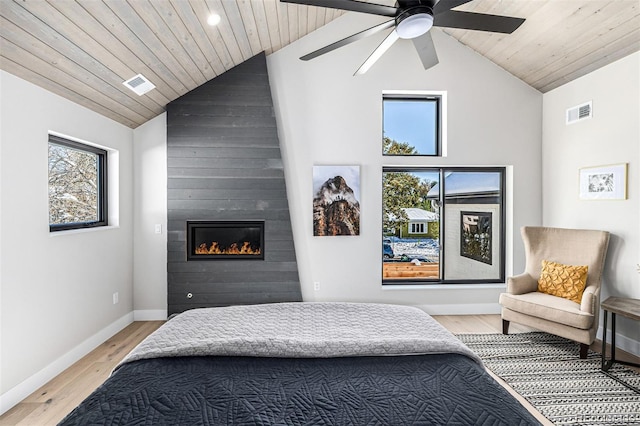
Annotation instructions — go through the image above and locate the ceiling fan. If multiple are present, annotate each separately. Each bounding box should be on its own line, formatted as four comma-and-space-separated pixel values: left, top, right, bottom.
280, 0, 525, 75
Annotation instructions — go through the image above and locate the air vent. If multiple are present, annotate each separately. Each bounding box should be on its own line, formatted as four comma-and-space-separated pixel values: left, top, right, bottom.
123, 74, 155, 96
566, 101, 592, 125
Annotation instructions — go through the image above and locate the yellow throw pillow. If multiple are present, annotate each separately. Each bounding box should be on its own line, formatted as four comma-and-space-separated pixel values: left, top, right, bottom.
537, 260, 588, 304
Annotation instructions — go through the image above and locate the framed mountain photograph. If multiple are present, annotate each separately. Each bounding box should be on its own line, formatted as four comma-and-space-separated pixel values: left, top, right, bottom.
312, 165, 360, 236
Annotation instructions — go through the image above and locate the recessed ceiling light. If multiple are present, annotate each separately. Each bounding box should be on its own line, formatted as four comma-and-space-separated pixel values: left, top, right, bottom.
207, 13, 221, 26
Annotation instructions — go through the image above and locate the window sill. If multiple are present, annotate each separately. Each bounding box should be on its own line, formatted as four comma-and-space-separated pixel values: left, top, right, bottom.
382, 283, 506, 290
49, 225, 120, 237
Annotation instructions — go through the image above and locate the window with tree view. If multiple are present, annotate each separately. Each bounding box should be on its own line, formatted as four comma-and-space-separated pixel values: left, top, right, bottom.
382, 168, 504, 284
48, 135, 107, 232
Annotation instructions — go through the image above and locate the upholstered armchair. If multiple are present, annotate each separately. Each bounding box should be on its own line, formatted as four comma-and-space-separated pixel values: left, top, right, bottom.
499, 226, 610, 358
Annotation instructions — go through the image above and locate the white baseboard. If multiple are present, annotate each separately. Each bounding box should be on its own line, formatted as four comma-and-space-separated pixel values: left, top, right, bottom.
0, 313, 134, 416
419, 303, 502, 315
597, 326, 640, 357
133, 309, 167, 321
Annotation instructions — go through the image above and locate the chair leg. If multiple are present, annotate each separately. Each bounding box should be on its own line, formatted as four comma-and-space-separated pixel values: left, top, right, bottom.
579, 343, 589, 359
502, 319, 510, 335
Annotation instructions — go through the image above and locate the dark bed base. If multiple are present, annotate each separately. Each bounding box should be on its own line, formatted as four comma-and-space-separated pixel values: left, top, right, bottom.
60, 353, 540, 425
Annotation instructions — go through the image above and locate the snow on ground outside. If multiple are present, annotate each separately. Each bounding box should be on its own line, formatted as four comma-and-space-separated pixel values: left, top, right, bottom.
384, 237, 439, 262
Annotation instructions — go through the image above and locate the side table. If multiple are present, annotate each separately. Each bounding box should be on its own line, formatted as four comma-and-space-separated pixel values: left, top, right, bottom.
600, 296, 640, 393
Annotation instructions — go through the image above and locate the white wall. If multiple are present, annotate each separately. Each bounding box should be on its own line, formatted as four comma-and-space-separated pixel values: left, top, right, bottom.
444, 203, 501, 280
0, 71, 134, 411
542, 52, 640, 353
266, 14, 543, 312
132, 113, 167, 320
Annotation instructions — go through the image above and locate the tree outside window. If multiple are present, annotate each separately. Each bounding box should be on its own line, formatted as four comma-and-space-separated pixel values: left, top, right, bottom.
48, 135, 107, 231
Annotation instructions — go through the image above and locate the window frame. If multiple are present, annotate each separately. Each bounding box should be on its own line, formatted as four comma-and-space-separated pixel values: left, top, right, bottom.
409, 223, 425, 234
48, 134, 108, 232
382, 93, 443, 157
382, 166, 505, 285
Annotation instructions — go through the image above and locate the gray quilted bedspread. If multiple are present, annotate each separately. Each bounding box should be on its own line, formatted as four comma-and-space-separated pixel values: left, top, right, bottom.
60, 303, 542, 425
119, 302, 481, 366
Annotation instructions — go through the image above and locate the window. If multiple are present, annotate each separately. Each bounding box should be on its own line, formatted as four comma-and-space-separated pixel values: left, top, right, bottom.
382, 94, 443, 156
48, 134, 108, 231
382, 167, 505, 284
410, 223, 425, 234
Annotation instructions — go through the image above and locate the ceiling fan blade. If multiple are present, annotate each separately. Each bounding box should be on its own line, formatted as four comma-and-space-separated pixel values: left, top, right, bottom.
412, 32, 439, 70
434, 10, 525, 33
280, 0, 397, 17
301, 20, 395, 61
354, 30, 400, 75
432, 0, 473, 16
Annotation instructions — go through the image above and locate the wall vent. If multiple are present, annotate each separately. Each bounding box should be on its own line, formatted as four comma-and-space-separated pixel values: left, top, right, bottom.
123, 74, 155, 96
566, 101, 592, 125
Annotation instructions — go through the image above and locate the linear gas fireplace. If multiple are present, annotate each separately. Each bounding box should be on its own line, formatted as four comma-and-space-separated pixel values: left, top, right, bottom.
187, 221, 265, 260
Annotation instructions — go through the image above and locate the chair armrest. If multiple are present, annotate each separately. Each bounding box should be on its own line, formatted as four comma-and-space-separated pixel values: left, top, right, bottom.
506, 273, 538, 295
580, 286, 600, 314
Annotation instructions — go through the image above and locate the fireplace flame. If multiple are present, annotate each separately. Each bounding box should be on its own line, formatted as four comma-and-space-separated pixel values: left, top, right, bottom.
195, 241, 261, 255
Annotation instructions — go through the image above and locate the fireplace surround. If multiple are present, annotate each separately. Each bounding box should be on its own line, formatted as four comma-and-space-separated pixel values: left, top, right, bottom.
187, 221, 265, 260
167, 53, 301, 315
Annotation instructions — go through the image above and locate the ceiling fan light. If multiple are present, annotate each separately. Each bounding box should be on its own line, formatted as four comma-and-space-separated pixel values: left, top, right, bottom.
396, 13, 434, 39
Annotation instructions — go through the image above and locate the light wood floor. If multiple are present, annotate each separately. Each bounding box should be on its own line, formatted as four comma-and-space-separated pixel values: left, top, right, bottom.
1, 315, 638, 426
0, 321, 164, 426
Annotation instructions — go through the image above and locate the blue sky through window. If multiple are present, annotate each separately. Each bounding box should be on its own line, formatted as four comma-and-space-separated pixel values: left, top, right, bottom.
383, 99, 437, 155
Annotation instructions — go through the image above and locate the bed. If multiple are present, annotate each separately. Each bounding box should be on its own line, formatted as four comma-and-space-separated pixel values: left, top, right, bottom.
59, 302, 541, 425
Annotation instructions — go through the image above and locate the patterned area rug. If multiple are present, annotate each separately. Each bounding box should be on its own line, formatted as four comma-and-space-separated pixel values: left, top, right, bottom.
457, 332, 640, 426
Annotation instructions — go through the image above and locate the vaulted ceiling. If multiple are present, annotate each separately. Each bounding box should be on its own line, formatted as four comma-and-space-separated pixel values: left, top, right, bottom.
1, 0, 639, 129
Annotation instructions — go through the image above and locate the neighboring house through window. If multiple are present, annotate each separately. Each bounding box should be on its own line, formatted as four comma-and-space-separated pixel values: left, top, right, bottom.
382, 167, 505, 284
405, 208, 436, 235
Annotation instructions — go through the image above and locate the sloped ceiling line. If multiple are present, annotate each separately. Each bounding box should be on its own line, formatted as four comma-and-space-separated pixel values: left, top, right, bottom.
0, 0, 638, 129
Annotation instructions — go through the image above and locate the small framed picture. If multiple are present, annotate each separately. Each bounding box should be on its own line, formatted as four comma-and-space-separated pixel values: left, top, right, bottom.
579, 163, 627, 200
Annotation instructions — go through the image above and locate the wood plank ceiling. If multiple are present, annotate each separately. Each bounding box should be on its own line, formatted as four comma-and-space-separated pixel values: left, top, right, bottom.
1, 0, 639, 129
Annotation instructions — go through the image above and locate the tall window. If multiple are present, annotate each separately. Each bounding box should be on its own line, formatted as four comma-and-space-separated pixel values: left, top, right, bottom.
382, 167, 505, 284
48, 134, 108, 232
383, 94, 442, 156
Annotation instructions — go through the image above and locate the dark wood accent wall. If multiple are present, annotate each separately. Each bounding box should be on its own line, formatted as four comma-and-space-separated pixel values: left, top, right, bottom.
167, 52, 302, 315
